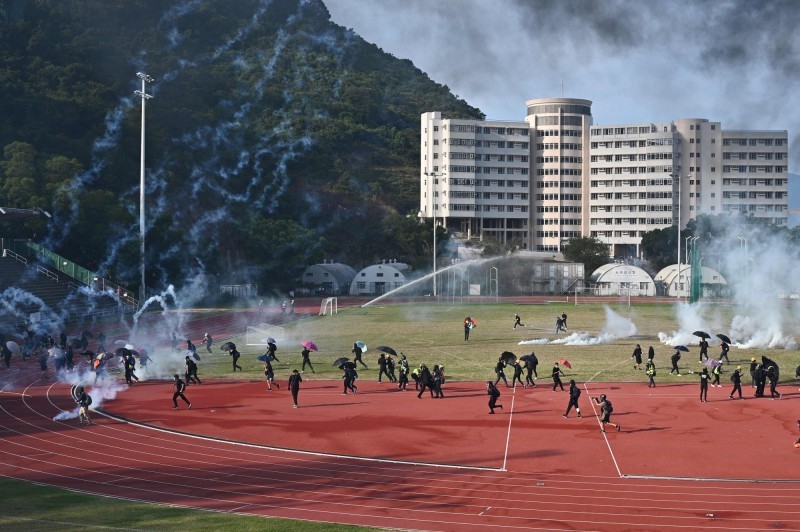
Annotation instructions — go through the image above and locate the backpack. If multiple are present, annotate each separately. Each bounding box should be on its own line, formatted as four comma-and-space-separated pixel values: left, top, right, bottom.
85, 394, 93, 406
605, 400, 613, 413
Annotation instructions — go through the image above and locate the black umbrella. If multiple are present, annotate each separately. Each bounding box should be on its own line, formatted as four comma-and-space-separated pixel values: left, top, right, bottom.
693, 331, 711, 339
192, 352, 201, 361
258, 354, 276, 362
114, 347, 131, 358
220, 341, 236, 352
520, 354, 537, 363
500, 351, 516, 363
341, 361, 357, 370
674, 345, 690, 352
70, 338, 83, 348
333, 357, 351, 368
375, 345, 398, 357
716, 333, 732, 345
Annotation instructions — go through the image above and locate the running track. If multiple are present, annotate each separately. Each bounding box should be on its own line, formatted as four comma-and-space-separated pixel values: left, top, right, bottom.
2, 366, 799, 530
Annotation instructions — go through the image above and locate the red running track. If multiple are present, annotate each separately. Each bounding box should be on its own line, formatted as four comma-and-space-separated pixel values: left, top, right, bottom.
2, 355, 800, 531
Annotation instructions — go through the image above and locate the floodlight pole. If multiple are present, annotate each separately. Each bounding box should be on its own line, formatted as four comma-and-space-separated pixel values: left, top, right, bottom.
135, 72, 154, 305
422, 170, 446, 298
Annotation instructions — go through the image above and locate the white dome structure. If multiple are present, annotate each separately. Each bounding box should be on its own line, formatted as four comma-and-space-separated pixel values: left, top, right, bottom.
589, 263, 656, 296
350, 261, 412, 296
654, 264, 728, 297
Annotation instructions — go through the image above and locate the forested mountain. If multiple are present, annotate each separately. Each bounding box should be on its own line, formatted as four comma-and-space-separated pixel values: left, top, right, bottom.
0, 0, 482, 296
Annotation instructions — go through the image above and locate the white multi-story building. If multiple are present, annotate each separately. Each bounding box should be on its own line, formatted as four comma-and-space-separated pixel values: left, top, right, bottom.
421, 99, 789, 258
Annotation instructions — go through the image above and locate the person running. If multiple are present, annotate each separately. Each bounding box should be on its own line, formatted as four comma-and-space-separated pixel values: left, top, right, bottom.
266, 341, 279, 363
555, 316, 566, 334
352, 342, 367, 368
288, 369, 302, 408
511, 359, 525, 388
76, 387, 92, 425
552, 362, 565, 391
699, 367, 710, 402
386, 355, 397, 383
398, 353, 409, 390
172, 374, 191, 409
187, 339, 198, 358
563, 379, 583, 418
513, 313, 524, 329
524, 357, 537, 388
594, 394, 620, 432
342, 365, 357, 395
645, 359, 656, 387
417, 364, 435, 399
561, 312, 568, 329
631, 344, 643, 370
301, 346, 315, 374
377, 353, 390, 382
767, 366, 782, 399
730, 365, 743, 399
185, 356, 201, 385
230, 346, 243, 371
494, 357, 508, 387
487, 381, 502, 414
124, 353, 138, 386
711, 362, 722, 387
264, 359, 279, 390
432, 364, 444, 398
699, 338, 709, 362
719, 342, 730, 365
202, 333, 213, 354
669, 349, 682, 376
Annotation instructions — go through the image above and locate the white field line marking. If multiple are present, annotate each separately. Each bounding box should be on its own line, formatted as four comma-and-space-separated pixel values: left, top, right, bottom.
583, 383, 622, 478
501, 389, 516, 472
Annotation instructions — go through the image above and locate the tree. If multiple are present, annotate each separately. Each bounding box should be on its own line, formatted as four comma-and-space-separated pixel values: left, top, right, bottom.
562, 236, 610, 280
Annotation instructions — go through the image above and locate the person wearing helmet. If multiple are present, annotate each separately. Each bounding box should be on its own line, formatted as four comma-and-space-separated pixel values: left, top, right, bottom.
749, 357, 758, 388
593, 394, 620, 432
486, 381, 502, 414
563, 379, 582, 419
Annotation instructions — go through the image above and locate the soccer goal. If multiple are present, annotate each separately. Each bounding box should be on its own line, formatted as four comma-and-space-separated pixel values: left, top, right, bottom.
319, 297, 338, 316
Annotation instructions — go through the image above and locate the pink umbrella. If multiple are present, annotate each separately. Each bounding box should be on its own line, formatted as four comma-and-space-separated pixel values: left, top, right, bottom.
300, 340, 318, 351
559, 358, 572, 369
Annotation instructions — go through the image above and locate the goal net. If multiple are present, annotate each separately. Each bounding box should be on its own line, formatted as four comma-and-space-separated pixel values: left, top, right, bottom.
319, 297, 338, 316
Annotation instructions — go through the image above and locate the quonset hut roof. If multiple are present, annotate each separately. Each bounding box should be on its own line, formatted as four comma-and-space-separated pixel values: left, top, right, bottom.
302, 262, 357, 288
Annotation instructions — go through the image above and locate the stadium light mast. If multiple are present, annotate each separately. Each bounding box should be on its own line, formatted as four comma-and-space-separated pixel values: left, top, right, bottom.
421, 170, 446, 297
135, 72, 154, 305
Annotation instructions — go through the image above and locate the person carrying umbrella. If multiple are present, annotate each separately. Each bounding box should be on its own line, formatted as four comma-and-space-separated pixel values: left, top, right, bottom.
699, 367, 710, 402
301, 346, 315, 374
594, 394, 620, 432
487, 381, 502, 414
494, 357, 509, 387
645, 359, 656, 387
341, 363, 357, 395
552, 361, 565, 391
729, 366, 743, 399
631, 344, 643, 370
719, 342, 730, 365
288, 369, 302, 408
264, 358, 279, 391
699, 337, 709, 362
266, 341, 279, 363
230, 345, 242, 371
352, 342, 367, 368
670, 349, 682, 376
563, 379, 583, 418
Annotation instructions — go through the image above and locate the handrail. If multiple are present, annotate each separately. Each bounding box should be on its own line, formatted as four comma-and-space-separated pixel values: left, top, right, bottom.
2, 248, 27, 265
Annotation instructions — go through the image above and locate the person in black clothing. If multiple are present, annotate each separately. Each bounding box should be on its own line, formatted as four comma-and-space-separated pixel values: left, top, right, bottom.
561, 312, 568, 330
202, 333, 213, 354
494, 357, 508, 387
754, 363, 766, 397
699, 367, 710, 402
767, 366, 782, 399
563, 379, 583, 418
301, 347, 315, 374
172, 374, 191, 409
513, 313, 524, 329
749, 357, 758, 387
417, 365, 435, 398
124, 354, 139, 386
669, 350, 682, 376
631, 344, 642, 370
342, 366, 357, 395
230, 346, 242, 371
552, 362, 565, 391
352, 342, 367, 368
464, 317, 473, 341
718, 342, 730, 365
594, 394, 620, 432
185, 356, 201, 384
386, 355, 397, 383
729, 366, 743, 399
377, 353, 390, 382
288, 369, 302, 407
97, 331, 106, 353
59, 331, 67, 349
432, 364, 444, 398
187, 339, 197, 356
2, 343, 12, 369
266, 341, 279, 363
77, 388, 92, 425
524, 357, 537, 388
511, 359, 525, 389
699, 338, 709, 362
555, 316, 566, 333
487, 381, 502, 414
398, 353, 409, 390
647, 345, 655, 363
171, 331, 178, 351
264, 359, 279, 391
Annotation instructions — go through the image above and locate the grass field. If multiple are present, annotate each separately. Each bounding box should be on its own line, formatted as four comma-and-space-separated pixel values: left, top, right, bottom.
201, 301, 800, 385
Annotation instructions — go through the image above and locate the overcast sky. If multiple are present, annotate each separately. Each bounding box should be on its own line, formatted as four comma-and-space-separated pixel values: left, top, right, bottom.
326, 0, 798, 137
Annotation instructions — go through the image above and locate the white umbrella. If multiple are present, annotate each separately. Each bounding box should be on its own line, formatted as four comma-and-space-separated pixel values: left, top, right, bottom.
5, 341, 20, 354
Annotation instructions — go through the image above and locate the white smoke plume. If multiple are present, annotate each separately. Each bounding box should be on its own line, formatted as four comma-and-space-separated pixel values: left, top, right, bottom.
519, 306, 636, 346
